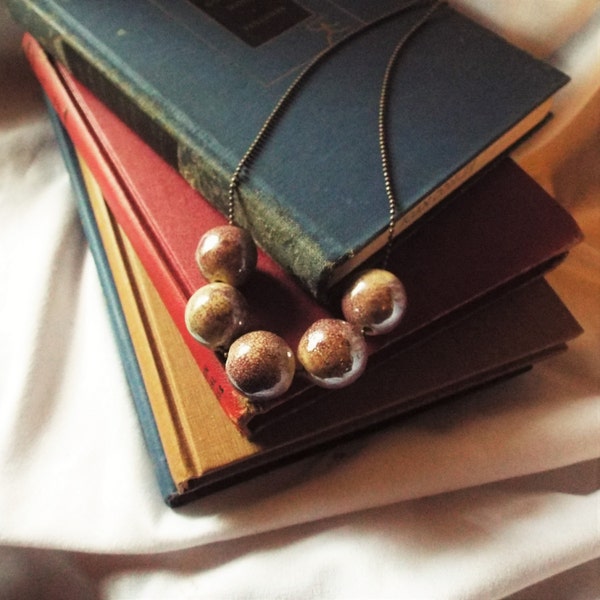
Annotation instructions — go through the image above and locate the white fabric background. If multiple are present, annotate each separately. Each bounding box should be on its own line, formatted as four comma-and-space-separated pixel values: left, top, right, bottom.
0, 1, 599, 598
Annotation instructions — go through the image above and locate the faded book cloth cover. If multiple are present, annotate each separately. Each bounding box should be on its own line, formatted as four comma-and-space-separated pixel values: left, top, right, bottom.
7, 0, 569, 298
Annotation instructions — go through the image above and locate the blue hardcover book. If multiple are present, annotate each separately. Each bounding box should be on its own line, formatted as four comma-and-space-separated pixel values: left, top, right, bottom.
46, 98, 178, 502
8, 0, 567, 298
9, 0, 569, 299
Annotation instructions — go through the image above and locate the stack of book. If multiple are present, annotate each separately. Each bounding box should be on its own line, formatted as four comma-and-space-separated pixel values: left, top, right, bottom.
9, 0, 583, 506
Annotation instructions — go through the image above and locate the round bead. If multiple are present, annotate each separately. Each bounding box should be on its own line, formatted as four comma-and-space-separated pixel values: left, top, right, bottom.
185, 282, 248, 351
341, 268, 407, 335
195, 225, 257, 287
225, 331, 296, 401
297, 318, 367, 389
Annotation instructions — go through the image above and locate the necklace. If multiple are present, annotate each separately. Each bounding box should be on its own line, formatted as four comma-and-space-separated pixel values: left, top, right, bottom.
185, 0, 444, 402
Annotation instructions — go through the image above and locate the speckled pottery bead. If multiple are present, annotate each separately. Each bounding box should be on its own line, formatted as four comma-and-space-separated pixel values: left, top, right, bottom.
341, 268, 407, 335
297, 318, 367, 389
225, 330, 296, 400
195, 225, 258, 287
185, 282, 249, 351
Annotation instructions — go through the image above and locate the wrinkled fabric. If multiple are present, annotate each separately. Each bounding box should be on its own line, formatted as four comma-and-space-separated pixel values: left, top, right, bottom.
0, 2, 599, 598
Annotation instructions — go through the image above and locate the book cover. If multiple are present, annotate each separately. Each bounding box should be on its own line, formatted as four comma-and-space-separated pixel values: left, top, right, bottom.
8, 0, 570, 298
75, 141, 583, 504
24, 34, 583, 430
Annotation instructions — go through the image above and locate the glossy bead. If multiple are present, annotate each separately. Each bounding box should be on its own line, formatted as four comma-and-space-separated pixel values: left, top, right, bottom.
195, 225, 257, 287
297, 318, 367, 389
341, 268, 407, 335
225, 330, 296, 401
185, 282, 248, 351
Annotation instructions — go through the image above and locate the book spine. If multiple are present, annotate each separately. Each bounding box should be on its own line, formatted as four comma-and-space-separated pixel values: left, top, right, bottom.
45, 99, 178, 502
23, 34, 251, 426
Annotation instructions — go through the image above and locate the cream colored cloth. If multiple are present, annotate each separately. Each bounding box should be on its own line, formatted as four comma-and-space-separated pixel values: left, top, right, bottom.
0, 1, 599, 598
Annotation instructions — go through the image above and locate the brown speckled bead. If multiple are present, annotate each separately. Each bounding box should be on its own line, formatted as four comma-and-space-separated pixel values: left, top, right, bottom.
185, 282, 248, 351
341, 268, 407, 335
195, 225, 257, 287
225, 330, 295, 400
297, 318, 367, 389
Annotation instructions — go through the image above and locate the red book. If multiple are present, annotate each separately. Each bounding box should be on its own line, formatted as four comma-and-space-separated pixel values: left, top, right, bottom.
23, 34, 583, 431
